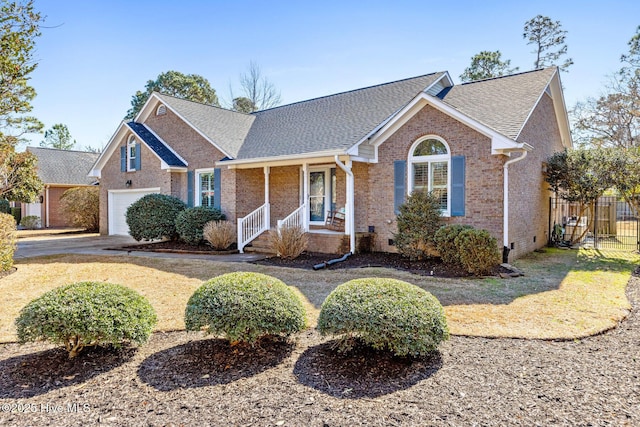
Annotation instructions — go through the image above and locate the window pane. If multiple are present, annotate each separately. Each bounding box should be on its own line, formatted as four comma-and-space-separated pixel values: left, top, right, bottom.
413, 139, 447, 156
431, 162, 448, 187
432, 188, 448, 210
413, 163, 429, 192
200, 173, 214, 207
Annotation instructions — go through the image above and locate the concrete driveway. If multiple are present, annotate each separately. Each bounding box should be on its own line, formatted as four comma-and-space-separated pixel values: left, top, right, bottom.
15, 232, 265, 262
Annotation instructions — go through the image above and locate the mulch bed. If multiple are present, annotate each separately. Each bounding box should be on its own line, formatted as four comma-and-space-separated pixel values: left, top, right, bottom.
119, 240, 507, 278
1, 270, 639, 425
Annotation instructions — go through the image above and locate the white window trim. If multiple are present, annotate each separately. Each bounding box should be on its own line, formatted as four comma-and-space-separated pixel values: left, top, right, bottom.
407, 135, 451, 217
156, 104, 167, 116
127, 135, 137, 172
307, 166, 333, 225
195, 168, 216, 207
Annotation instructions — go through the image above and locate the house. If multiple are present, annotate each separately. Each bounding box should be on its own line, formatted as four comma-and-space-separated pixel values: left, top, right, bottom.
89, 67, 571, 261
22, 147, 100, 228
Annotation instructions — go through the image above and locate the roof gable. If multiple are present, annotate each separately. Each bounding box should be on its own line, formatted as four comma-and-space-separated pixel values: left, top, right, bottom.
27, 147, 99, 185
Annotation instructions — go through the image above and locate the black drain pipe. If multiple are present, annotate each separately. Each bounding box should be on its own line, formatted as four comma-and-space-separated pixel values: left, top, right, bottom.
313, 252, 352, 270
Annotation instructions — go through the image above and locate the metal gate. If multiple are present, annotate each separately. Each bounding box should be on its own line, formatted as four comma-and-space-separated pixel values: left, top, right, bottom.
549, 196, 639, 251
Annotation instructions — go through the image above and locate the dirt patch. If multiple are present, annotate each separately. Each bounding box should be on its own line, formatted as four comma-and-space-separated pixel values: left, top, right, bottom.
0, 267, 16, 281
120, 240, 237, 255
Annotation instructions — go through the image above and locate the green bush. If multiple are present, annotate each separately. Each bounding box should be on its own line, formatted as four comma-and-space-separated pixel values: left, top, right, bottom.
185, 272, 306, 344
10, 206, 21, 225
434, 224, 474, 265
0, 199, 10, 214
175, 206, 225, 245
317, 278, 449, 357
125, 193, 186, 241
394, 190, 443, 260
59, 186, 99, 231
0, 213, 17, 272
15, 282, 157, 358
455, 228, 501, 276
20, 215, 41, 229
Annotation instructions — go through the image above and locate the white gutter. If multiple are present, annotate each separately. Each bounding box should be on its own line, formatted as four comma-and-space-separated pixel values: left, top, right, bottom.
334, 155, 355, 254
502, 149, 530, 254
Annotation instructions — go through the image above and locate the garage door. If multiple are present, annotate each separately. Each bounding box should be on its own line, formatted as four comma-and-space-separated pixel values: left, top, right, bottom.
108, 188, 160, 235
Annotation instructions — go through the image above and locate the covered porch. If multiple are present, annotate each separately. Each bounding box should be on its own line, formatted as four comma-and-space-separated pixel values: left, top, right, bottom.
227, 155, 360, 254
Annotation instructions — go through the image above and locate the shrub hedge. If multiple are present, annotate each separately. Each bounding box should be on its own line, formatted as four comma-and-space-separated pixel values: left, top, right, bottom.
434, 224, 474, 265
455, 228, 501, 276
185, 272, 306, 344
317, 278, 449, 357
15, 282, 157, 358
0, 213, 17, 272
269, 225, 308, 259
20, 215, 41, 229
0, 199, 10, 214
394, 190, 443, 260
175, 206, 225, 245
59, 186, 99, 231
125, 193, 186, 241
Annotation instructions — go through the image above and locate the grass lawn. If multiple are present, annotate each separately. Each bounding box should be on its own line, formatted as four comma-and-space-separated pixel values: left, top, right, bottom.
0, 247, 637, 343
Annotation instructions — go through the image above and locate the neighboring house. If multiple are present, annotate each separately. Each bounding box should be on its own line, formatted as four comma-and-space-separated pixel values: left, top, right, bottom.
24, 147, 100, 228
90, 67, 571, 260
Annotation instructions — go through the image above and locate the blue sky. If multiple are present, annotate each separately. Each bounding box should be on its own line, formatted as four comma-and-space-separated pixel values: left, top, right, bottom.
24, 0, 640, 151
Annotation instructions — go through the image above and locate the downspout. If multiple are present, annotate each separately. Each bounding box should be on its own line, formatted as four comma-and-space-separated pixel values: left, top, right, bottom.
334, 155, 355, 254
503, 150, 528, 262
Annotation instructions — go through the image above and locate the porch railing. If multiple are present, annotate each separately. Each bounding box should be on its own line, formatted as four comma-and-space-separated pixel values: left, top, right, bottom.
277, 203, 307, 231
237, 203, 270, 253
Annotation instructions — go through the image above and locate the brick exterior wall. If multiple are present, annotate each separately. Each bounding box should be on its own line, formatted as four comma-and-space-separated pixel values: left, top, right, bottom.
47, 186, 73, 227
508, 93, 565, 259
365, 104, 505, 253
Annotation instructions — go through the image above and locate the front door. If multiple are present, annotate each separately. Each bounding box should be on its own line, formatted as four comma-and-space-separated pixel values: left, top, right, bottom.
309, 171, 326, 222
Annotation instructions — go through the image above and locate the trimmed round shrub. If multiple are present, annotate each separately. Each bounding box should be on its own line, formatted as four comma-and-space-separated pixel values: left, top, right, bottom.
0, 213, 17, 272
0, 199, 10, 214
175, 206, 225, 245
318, 278, 449, 357
15, 282, 157, 358
434, 224, 474, 265
185, 272, 306, 344
394, 190, 443, 260
455, 228, 501, 276
125, 193, 186, 241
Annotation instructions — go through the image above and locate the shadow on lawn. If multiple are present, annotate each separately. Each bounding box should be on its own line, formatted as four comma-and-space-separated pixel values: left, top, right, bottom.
293, 340, 442, 398
137, 336, 294, 391
0, 346, 135, 399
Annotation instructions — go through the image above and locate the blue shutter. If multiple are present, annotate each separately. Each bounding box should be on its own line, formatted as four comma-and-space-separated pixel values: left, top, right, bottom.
187, 171, 194, 207
394, 160, 406, 215
451, 155, 465, 217
120, 147, 126, 172
213, 168, 222, 209
134, 143, 141, 170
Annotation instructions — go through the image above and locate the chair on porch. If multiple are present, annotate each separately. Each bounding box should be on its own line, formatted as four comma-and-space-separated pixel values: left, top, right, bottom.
325, 207, 345, 231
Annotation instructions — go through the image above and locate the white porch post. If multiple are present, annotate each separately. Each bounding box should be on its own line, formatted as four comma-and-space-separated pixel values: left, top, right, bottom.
264, 166, 270, 228
302, 163, 309, 231
335, 156, 356, 254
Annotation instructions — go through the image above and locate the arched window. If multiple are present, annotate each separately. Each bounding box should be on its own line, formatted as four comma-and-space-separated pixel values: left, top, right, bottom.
156, 104, 166, 116
408, 136, 451, 214
127, 135, 137, 171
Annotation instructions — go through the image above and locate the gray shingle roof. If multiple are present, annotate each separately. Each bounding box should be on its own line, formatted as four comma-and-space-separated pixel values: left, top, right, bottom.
236, 73, 445, 159
27, 147, 100, 185
439, 67, 556, 140
154, 93, 254, 158
127, 122, 186, 167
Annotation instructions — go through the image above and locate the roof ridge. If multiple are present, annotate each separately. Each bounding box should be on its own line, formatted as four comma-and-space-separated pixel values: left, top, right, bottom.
255, 71, 445, 114
27, 146, 100, 155
459, 67, 556, 86
153, 92, 253, 116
